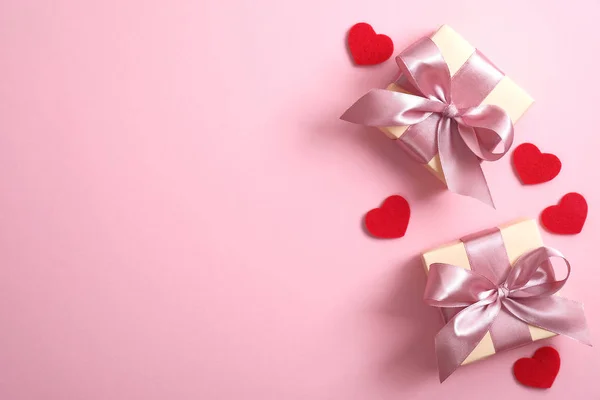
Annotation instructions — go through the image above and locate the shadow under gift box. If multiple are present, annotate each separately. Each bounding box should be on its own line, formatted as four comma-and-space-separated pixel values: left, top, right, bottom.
383, 25, 534, 183
421, 219, 556, 366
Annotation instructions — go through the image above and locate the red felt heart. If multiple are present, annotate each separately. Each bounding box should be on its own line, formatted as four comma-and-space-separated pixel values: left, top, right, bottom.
513, 143, 562, 184
347, 23, 394, 66
541, 192, 588, 234
513, 346, 561, 389
364, 195, 410, 238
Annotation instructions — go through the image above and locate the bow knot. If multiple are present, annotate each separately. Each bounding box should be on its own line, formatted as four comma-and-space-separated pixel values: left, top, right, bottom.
442, 103, 459, 119
496, 284, 510, 300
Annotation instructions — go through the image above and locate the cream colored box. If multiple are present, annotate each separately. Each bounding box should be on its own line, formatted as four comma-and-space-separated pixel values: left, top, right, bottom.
421, 219, 555, 365
383, 25, 534, 182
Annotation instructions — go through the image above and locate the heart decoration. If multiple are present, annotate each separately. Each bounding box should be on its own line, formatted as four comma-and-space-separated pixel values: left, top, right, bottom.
541, 192, 588, 234
347, 23, 394, 66
513, 346, 561, 389
513, 143, 562, 185
365, 195, 410, 239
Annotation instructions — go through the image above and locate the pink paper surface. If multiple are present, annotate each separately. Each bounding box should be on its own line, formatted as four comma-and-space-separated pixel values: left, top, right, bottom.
0, 1, 598, 398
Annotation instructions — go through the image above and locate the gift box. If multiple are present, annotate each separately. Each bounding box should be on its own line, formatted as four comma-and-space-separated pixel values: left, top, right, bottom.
421, 219, 590, 381
382, 25, 534, 182
341, 25, 535, 206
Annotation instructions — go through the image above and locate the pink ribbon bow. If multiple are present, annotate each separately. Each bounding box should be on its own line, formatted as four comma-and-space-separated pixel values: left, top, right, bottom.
425, 245, 591, 382
340, 37, 515, 207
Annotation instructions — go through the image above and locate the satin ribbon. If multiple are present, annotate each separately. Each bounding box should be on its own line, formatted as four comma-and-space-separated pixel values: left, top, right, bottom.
425, 244, 591, 382
340, 37, 515, 207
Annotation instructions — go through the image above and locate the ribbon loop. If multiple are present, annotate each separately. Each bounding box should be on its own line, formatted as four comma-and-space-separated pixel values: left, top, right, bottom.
340, 36, 515, 207
339, 89, 442, 127
504, 247, 564, 296
456, 105, 514, 162
425, 262, 496, 308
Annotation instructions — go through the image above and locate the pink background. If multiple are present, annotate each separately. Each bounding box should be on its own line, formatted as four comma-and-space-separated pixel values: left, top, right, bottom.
0, 0, 599, 398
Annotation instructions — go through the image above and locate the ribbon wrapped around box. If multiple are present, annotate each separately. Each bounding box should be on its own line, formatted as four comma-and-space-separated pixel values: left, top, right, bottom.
340, 25, 534, 207
422, 219, 591, 382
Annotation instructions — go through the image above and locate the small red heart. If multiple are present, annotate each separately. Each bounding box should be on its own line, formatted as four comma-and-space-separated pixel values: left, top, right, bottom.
364, 195, 410, 238
513, 346, 561, 389
541, 192, 588, 234
513, 143, 562, 185
347, 23, 394, 66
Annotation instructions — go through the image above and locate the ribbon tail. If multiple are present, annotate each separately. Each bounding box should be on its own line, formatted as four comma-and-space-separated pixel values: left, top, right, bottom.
434, 299, 500, 382
437, 119, 495, 208
503, 296, 592, 346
